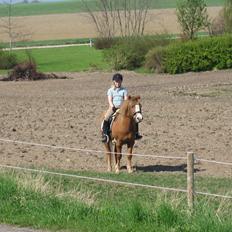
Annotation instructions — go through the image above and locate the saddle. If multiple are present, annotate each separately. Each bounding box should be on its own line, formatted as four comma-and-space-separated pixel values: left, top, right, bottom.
109, 109, 120, 131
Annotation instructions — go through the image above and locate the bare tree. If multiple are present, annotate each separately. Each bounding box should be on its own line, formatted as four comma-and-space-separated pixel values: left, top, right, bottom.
82, 0, 151, 38
0, 0, 31, 50
224, 0, 232, 33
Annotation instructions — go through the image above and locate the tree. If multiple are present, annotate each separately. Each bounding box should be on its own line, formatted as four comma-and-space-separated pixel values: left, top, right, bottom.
224, 0, 232, 33
0, 0, 31, 50
176, 0, 210, 40
82, 0, 151, 38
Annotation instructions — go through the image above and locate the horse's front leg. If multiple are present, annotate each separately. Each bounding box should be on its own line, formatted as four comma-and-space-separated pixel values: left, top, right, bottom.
104, 143, 112, 172
115, 144, 122, 174
127, 142, 134, 173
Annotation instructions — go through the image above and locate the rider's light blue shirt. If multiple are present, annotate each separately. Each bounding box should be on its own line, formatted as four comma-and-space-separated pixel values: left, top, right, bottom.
107, 87, 128, 108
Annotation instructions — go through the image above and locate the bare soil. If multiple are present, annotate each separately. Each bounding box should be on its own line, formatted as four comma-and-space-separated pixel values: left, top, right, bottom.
0, 224, 47, 232
0, 70, 232, 178
0, 7, 222, 42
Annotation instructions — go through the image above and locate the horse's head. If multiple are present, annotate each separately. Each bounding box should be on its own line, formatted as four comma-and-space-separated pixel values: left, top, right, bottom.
127, 95, 143, 123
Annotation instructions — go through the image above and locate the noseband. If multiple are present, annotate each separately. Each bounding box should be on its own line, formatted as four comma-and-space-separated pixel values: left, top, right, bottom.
133, 104, 143, 123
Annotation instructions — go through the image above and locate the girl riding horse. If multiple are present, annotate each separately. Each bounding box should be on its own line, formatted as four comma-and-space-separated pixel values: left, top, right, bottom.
103, 95, 143, 173
101, 73, 142, 143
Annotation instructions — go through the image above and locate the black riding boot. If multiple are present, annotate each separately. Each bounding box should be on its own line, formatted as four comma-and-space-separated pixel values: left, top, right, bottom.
101, 120, 110, 143
135, 123, 142, 140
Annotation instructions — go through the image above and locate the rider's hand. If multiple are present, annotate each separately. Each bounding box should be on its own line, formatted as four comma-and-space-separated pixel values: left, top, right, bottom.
112, 106, 117, 112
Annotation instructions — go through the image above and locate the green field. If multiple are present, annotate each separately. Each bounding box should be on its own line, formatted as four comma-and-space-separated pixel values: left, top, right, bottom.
0, 169, 231, 232
0, 0, 225, 17
3, 46, 108, 73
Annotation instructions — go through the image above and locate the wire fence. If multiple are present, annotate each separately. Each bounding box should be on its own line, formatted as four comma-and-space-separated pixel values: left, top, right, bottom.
3, 39, 93, 51
0, 138, 232, 205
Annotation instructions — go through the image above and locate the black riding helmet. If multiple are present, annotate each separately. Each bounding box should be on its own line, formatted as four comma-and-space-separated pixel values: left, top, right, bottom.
112, 73, 123, 82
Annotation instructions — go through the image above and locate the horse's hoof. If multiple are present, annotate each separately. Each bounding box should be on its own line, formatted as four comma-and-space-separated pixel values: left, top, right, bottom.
115, 168, 120, 174
127, 166, 133, 173
107, 167, 112, 172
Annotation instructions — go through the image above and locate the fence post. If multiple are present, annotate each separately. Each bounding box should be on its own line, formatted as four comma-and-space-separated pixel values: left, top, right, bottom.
89, 38, 93, 47
187, 151, 195, 210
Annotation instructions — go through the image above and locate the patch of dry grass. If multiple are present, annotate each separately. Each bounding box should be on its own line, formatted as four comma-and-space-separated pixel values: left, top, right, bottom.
8, 171, 97, 206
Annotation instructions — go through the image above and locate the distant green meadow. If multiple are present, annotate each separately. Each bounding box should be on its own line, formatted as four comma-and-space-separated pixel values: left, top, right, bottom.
0, 0, 225, 17
3, 46, 109, 73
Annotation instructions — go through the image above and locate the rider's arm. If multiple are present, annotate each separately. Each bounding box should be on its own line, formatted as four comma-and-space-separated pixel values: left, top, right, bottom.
124, 89, 128, 100
108, 95, 114, 108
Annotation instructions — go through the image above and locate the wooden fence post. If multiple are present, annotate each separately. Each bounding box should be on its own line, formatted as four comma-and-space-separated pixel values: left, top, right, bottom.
187, 151, 195, 210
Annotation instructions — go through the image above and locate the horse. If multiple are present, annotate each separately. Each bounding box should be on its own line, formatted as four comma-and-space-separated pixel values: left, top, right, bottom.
104, 95, 143, 173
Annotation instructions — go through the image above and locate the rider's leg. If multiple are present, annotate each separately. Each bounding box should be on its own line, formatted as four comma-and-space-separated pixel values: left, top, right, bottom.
101, 120, 110, 143
101, 107, 114, 143
135, 123, 143, 140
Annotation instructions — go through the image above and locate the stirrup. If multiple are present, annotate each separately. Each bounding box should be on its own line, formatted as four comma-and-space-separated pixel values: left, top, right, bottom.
135, 134, 143, 140
101, 134, 109, 143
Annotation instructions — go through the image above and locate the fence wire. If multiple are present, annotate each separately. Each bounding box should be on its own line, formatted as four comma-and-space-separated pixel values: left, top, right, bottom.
0, 138, 232, 200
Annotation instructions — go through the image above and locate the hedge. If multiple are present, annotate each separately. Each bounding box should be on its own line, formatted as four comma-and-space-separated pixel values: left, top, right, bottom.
145, 35, 232, 74
104, 35, 171, 70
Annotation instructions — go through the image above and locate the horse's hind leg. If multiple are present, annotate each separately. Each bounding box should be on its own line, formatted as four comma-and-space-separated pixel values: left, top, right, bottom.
127, 143, 134, 173
104, 143, 112, 172
115, 144, 122, 174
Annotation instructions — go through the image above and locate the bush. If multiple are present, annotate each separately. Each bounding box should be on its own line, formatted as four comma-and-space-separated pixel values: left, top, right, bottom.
145, 35, 232, 74
145, 46, 167, 73
104, 35, 170, 70
0, 51, 18, 69
94, 37, 117, 50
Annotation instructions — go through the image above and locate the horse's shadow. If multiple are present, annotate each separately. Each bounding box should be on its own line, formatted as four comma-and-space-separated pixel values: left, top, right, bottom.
121, 163, 202, 173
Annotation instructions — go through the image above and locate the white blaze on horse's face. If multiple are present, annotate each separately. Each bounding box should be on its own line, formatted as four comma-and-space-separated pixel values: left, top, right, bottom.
134, 104, 143, 123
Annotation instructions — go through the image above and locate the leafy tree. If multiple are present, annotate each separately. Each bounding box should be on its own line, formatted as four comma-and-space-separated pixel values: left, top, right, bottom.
176, 0, 210, 40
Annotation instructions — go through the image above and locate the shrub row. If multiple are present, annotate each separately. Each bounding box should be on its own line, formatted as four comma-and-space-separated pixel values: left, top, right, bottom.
103, 35, 171, 70
145, 35, 232, 74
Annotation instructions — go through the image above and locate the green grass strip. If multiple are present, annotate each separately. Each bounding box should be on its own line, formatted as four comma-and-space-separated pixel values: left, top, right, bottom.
0, 0, 225, 17
0, 169, 231, 232
0, 46, 108, 73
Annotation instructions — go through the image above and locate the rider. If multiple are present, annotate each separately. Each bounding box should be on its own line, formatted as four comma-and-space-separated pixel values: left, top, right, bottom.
101, 73, 142, 143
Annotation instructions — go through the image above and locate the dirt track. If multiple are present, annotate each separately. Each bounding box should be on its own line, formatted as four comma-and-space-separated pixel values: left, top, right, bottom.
0, 224, 47, 232
0, 7, 222, 41
0, 70, 232, 178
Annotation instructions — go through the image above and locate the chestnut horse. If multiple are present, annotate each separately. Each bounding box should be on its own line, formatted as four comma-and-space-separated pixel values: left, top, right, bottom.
104, 95, 143, 173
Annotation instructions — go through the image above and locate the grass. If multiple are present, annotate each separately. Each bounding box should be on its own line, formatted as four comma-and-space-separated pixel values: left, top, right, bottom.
0, 169, 231, 232
0, 0, 226, 17
0, 46, 109, 73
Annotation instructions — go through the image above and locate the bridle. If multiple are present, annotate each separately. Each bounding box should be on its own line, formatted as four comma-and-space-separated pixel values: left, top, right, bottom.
133, 103, 143, 123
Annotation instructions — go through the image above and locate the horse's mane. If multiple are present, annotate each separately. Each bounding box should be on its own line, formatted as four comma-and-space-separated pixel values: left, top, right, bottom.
119, 99, 130, 117
118, 95, 140, 117
120, 95, 140, 117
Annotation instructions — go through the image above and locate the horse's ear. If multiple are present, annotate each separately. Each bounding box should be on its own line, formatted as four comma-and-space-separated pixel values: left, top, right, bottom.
136, 95, 141, 100
128, 95, 131, 100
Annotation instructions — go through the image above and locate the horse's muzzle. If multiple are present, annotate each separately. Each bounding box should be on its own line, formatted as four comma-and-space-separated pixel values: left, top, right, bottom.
134, 113, 143, 123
